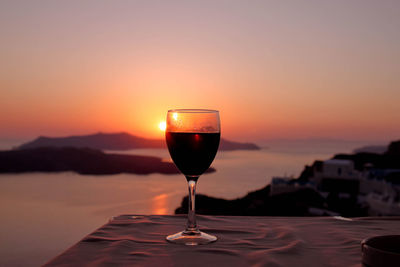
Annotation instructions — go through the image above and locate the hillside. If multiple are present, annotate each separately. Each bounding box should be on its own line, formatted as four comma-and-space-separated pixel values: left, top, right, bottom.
18, 132, 260, 151
0, 147, 216, 175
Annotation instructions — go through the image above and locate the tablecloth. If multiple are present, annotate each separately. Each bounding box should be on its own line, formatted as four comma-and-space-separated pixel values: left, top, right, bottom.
44, 215, 400, 266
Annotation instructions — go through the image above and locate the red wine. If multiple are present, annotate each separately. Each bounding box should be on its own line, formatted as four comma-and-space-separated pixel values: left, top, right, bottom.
166, 132, 220, 177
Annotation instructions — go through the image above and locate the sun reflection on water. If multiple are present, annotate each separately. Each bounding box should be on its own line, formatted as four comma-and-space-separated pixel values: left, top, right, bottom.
152, 193, 168, 215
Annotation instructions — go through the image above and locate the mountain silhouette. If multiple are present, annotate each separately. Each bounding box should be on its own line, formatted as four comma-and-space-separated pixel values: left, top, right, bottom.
18, 132, 260, 151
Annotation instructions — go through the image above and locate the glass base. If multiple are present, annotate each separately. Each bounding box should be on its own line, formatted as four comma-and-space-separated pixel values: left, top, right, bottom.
166, 230, 217, 245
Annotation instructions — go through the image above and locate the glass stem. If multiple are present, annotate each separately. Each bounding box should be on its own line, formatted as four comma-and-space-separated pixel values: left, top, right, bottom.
185, 178, 198, 232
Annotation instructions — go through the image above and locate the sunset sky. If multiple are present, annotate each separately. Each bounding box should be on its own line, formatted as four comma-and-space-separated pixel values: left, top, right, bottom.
1, 1, 399, 142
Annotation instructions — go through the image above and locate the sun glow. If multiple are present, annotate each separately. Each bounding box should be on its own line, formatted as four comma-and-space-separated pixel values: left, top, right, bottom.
152, 193, 168, 215
159, 121, 166, 131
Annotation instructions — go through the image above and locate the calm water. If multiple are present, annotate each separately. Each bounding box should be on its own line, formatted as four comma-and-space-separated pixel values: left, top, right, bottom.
0, 139, 381, 266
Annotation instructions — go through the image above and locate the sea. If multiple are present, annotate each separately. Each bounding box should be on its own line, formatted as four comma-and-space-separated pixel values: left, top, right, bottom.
0, 139, 385, 266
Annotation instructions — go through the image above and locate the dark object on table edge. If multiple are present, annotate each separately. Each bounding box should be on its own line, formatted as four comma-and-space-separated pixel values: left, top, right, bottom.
361, 235, 400, 267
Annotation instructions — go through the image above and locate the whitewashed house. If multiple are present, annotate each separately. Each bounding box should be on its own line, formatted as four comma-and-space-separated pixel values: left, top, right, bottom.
270, 176, 315, 196
310, 159, 360, 196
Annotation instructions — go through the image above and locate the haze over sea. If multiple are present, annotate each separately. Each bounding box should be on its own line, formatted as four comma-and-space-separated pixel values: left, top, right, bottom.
0, 138, 384, 266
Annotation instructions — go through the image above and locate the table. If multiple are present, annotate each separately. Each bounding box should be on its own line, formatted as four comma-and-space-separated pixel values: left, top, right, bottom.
44, 215, 400, 266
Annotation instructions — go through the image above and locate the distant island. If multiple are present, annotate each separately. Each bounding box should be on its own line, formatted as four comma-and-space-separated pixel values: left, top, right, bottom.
0, 147, 214, 175
175, 140, 400, 217
353, 145, 387, 154
1, 131, 258, 175
18, 132, 260, 151
334, 140, 400, 170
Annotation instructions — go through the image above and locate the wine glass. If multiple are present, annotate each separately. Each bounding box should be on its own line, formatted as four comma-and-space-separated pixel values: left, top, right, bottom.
165, 109, 220, 245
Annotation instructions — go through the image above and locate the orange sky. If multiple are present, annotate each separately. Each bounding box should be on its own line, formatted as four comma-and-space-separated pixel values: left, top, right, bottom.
1, 1, 399, 142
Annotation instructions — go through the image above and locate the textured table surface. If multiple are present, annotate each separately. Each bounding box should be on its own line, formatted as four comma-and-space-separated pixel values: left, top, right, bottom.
44, 215, 400, 266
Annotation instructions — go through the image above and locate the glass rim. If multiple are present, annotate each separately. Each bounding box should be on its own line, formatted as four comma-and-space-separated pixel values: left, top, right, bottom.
167, 109, 219, 114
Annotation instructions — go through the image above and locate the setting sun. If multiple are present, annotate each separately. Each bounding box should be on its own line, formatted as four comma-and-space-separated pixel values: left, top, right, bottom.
159, 121, 166, 131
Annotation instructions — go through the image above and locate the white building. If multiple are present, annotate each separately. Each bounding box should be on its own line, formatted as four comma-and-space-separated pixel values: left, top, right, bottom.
359, 168, 400, 195
310, 159, 360, 196
312, 159, 359, 180
365, 182, 400, 215
270, 177, 315, 196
